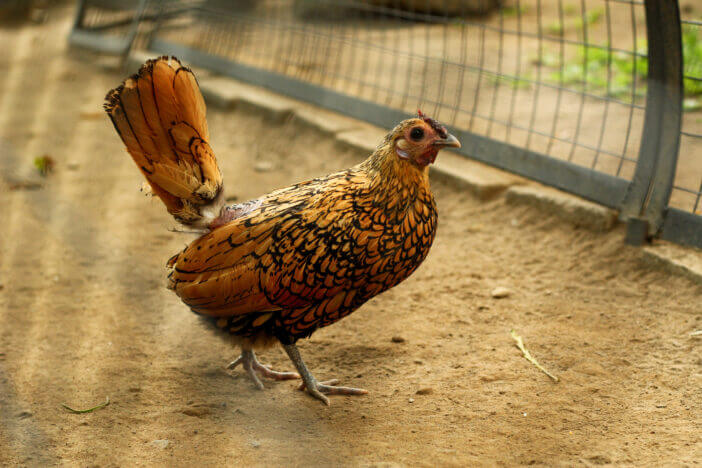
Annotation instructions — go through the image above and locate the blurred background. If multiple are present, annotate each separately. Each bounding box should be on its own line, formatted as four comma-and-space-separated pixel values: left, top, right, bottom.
2, 0, 702, 248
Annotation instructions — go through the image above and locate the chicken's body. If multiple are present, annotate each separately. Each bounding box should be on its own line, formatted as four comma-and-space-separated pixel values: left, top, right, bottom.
105, 57, 459, 404
169, 153, 437, 343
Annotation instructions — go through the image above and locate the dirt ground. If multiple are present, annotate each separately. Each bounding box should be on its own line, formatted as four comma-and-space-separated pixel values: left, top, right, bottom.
1, 5, 701, 467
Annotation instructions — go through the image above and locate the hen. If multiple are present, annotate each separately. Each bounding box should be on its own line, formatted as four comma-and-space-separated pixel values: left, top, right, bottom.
104, 56, 460, 404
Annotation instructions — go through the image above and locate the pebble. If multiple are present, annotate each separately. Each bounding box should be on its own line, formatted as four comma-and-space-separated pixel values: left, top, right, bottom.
391, 336, 406, 343
416, 388, 434, 395
151, 439, 170, 449
491, 286, 511, 298
254, 161, 274, 172
250, 440, 261, 448
408, 398, 415, 403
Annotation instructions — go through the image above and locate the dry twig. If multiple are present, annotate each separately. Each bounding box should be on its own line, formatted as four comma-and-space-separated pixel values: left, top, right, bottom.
510, 330, 559, 382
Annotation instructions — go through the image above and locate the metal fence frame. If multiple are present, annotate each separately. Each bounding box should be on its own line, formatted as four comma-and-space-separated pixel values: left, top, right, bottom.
69, 0, 702, 249
69, 0, 147, 56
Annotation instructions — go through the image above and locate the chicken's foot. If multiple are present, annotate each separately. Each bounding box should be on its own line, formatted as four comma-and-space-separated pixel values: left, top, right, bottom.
283, 344, 368, 405
228, 349, 300, 390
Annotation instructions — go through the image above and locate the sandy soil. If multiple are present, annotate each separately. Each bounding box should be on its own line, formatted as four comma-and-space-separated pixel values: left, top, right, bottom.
1, 5, 701, 467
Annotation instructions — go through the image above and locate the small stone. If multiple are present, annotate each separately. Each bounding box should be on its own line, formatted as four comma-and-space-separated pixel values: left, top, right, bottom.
408, 398, 415, 403
491, 287, 511, 299
151, 439, 170, 449
391, 336, 406, 343
413, 359, 423, 364
416, 388, 434, 395
254, 161, 274, 172
250, 440, 260, 448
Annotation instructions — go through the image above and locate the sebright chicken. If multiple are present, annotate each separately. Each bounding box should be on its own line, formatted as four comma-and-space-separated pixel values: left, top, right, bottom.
104, 56, 460, 405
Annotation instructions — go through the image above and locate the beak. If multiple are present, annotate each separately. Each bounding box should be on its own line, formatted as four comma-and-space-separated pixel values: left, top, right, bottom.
433, 133, 461, 149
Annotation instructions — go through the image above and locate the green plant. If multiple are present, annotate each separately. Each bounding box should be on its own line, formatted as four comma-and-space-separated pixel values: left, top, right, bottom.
487, 73, 533, 90
682, 25, 702, 96
501, 5, 528, 18
539, 27, 702, 111
547, 7, 603, 36
574, 7, 604, 31
545, 44, 647, 99
547, 21, 564, 36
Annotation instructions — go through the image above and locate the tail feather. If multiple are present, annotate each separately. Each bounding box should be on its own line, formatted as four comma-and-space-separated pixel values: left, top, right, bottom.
104, 56, 223, 227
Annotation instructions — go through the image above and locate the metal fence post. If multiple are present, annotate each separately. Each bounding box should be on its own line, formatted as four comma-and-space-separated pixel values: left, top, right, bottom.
620, 0, 683, 245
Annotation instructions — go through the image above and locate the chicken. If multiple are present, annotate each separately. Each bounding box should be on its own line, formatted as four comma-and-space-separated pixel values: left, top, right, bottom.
104, 56, 460, 405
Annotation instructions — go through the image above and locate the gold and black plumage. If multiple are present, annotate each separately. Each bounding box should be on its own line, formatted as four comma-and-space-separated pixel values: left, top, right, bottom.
105, 56, 460, 404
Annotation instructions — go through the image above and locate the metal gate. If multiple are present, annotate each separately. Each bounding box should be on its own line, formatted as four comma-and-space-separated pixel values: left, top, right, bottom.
70, 0, 702, 249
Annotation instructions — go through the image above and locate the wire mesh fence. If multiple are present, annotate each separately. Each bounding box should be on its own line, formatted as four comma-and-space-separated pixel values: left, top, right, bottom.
153, 0, 649, 178
69, 0, 702, 248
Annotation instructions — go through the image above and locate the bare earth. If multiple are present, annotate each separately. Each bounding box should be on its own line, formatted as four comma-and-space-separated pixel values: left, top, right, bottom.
0, 6, 701, 467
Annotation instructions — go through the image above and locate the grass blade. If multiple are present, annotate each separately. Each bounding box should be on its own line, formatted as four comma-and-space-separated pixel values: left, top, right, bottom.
61, 397, 110, 414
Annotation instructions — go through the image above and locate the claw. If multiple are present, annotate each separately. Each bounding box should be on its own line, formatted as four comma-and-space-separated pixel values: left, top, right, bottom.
283, 344, 367, 405
227, 350, 300, 389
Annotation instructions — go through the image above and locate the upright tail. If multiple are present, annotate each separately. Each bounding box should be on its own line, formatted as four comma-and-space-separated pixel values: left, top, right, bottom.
104, 56, 223, 227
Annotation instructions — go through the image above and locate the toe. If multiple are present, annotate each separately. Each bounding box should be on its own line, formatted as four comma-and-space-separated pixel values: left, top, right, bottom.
253, 363, 300, 381
308, 389, 331, 406
297, 379, 367, 398
244, 364, 266, 390
317, 384, 368, 396
226, 355, 244, 370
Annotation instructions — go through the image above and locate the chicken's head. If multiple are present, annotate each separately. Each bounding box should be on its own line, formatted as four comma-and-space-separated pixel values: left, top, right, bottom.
390, 111, 461, 167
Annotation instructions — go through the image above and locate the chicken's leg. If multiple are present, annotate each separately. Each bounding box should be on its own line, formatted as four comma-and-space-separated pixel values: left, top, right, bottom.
228, 349, 300, 390
283, 344, 368, 405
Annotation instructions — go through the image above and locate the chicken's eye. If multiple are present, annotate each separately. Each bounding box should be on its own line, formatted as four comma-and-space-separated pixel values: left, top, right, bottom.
410, 127, 424, 141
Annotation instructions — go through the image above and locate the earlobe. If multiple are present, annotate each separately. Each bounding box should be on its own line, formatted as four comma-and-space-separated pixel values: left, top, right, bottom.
396, 138, 411, 160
